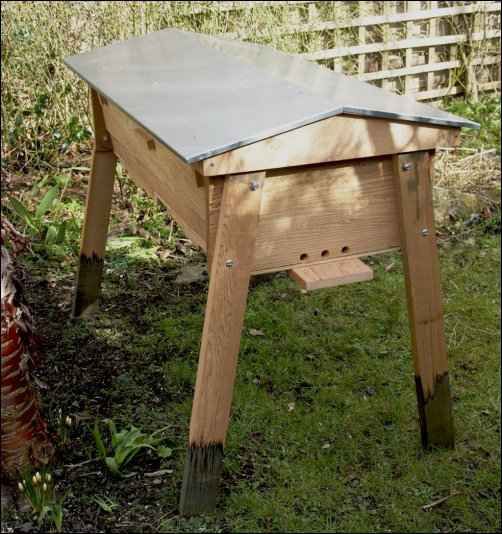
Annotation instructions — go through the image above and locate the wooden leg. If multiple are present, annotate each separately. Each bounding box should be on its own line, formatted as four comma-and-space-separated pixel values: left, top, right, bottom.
72, 90, 117, 318
180, 171, 265, 515
72, 149, 116, 318
393, 151, 454, 449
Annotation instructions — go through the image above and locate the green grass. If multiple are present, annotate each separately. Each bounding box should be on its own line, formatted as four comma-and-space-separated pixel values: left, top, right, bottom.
6, 230, 498, 533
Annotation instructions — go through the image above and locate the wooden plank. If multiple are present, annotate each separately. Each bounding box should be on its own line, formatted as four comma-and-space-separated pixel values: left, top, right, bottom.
392, 151, 454, 449
427, 1, 439, 93
101, 100, 207, 249
413, 85, 463, 101
405, 2, 423, 95
289, 258, 373, 290
189, 0, 313, 15
478, 80, 501, 92
380, 1, 394, 92
198, 115, 461, 177
358, 57, 500, 82
252, 157, 401, 273
304, 29, 501, 60
358, 2, 367, 78
359, 59, 459, 82
413, 80, 499, 101
72, 89, 116, 318
223, 3, 501, 39
180, 171, 265, 515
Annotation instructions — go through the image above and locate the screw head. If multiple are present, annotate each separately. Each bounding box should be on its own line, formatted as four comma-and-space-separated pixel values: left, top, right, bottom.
402, 162, 412, 171
225, 259, 234, 268
421, 228, 429, 236
249, 180, 260, 191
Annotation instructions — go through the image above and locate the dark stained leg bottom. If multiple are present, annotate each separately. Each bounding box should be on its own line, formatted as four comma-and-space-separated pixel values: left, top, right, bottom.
415, 372, 455, 449
179, 443, 224, 516
72, 253, 104, 318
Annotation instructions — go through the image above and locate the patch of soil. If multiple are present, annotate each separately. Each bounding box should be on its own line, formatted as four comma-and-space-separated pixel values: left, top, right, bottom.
2, 253, 208, 533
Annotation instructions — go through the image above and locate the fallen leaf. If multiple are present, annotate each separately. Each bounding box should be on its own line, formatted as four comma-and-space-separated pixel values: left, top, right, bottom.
249, 328, 265, 337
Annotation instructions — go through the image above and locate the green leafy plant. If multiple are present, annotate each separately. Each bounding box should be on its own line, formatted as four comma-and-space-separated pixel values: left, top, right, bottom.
92, 419, 172, 476
445, 96, 501, 152
93, 495, 119, 513
18, 470, 65, 532
6, 175, 79, 257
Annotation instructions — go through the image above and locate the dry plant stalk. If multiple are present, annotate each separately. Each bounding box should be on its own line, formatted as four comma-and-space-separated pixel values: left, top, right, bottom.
1, 217, 53, 479
435, 147, 501, 198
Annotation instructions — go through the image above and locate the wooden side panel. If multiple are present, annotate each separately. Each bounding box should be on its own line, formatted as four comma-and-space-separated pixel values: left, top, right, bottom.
199, 115, 460, 176
289, 258, 374, 291
101, 100, 207, 250
249, 157, 401, 273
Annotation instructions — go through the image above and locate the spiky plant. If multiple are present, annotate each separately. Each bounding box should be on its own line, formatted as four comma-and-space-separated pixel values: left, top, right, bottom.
1, 217, 53, 479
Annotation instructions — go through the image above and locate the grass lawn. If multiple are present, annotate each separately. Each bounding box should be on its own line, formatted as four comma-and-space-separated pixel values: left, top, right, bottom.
5, 225, 499, 532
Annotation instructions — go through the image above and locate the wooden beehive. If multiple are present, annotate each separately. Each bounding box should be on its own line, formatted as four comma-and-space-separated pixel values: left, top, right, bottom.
65, 28, 478, 517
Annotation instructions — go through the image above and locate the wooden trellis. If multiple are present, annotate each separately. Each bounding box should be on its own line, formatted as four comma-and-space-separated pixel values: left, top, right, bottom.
189, 0, 501, 101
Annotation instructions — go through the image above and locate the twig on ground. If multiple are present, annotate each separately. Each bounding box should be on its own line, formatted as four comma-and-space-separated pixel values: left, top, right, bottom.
64, 458, 98, 469
422, 491, 460, 511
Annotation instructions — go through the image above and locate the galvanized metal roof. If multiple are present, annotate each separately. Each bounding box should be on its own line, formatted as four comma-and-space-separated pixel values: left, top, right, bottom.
65, 28, 479, 164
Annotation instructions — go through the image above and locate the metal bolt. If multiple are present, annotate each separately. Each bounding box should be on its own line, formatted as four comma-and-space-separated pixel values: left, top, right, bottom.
402, 162, 412, 171
225, 259, 234, 268
249, 180, 260, 191
421, 228, 429, 237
